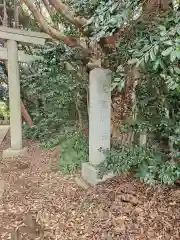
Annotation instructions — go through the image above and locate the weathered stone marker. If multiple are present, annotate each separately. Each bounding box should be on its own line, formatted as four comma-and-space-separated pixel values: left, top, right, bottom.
82, 68, 113, 185
0, 26, 50, 157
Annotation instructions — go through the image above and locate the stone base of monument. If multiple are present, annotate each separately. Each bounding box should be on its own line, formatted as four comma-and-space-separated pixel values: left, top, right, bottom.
2, 147, 27, 158
82, 162, 114, 185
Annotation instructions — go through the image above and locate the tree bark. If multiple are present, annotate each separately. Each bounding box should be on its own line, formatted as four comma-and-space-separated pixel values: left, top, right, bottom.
41, 0, 58, 28
42, 0, 52, 14
142, 0, 172, 13
21, 103, 33, 126
22, 0, 87, 49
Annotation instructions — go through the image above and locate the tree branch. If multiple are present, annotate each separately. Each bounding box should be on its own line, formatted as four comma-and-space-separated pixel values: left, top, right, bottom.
41, 0, 59, 29
41, 0, 52, 15
22, 0, 88, 50
48, 0, 87, 28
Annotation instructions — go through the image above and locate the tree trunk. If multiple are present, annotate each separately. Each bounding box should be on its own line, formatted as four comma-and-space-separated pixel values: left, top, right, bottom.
111, 65, 140, 146
21, 103, 33, 126
22, 0, 82, 47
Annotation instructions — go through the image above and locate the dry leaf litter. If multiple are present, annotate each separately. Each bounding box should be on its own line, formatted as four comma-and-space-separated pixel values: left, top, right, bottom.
0, 135, 180, 240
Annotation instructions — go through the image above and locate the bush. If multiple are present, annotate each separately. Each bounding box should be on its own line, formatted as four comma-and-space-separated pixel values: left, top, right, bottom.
99, 145, 180, 185
59, 130, 88, 173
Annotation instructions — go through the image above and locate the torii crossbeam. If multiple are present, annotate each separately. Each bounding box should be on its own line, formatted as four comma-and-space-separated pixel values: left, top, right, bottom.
0, 26, 50, 157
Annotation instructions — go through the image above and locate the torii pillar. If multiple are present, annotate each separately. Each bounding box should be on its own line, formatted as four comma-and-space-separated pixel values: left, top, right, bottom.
8, 40, 22, 151
0, 26, 50, 157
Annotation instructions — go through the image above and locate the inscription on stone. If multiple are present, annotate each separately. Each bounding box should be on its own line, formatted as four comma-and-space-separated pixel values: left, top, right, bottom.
89, 68, 111, 165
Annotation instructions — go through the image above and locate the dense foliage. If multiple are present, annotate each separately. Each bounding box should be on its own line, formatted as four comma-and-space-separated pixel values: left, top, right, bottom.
59, 130, 88, 173
22, 43, 87, 139
99, 145, 180, 184
87, 1, 180, 184
21, 43, 88, 171
85, 0, 141, 40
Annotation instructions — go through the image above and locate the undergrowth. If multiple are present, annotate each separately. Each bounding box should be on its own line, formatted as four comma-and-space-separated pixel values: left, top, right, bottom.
20, 1, 180, 185
59, 131, 88, 173
24, 124, 88, 174
99, 145, 180, 185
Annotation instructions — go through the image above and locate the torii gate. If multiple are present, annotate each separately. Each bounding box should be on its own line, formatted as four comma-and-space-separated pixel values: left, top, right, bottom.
0, 26, 50, 157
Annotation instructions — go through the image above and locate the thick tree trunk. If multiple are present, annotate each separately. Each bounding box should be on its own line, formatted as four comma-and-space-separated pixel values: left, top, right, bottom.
111, 65, 140, 146
21, 103, 33, 126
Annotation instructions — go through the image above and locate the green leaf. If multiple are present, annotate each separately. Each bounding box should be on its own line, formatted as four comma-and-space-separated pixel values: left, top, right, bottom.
150, 48, 156, 61
176, 24, 180, 35
159, 59, 165, 69
159, 25, 166, 31
174, 67, 180, 74
164, 40, 173, 46
117, 80, 125, 91
169, 67, 174, 74
141, 45, 151, 52
176, 50, 180, 59
169, 28, 176, 36
170, 51, 177, 62
160, 36, 168, 41
153, 45, 159, 54
160, 31, 167, 37
111, 82, 118, 91
162, 47, 173, 56
144, 53, 149, 63
128, 58, 138, 65
114, 77, 121, 82
153, 59, 160, 70
136, 58, 145, 68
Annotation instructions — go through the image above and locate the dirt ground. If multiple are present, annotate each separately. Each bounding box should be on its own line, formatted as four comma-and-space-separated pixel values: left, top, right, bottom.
0, 135, 180, 240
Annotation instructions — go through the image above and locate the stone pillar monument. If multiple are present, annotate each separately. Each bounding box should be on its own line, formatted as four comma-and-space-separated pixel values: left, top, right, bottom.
82, 68, 113, 185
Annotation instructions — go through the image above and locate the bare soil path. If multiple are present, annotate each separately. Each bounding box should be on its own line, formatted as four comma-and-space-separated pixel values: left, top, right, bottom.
0, 135, 180, 239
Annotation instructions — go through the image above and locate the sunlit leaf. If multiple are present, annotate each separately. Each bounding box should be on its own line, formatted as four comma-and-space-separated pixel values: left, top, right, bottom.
174, 67, 180, 74
176, 24, 180, 35
164, 40, 173, 46
144, 53, 149, 63
170, 51, 177, 62
160, 36, 168, 41
150, 48, 156, 61
153, 45, 159, 54
136, 58, 144, 68
128, 58, 138, 65
160, 31, 167, 36
159, 59, 165, 69
159, 25, 166, 31
153, 59, 160, 70
162, 47, 173, 56
176, 50, 180, 59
